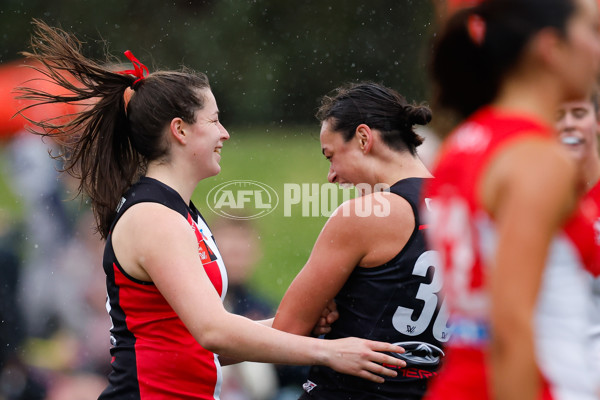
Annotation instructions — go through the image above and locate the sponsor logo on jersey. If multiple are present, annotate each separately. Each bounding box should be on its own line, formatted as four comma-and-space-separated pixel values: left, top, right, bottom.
390, 341, 445, 367
302, 380, 317, 393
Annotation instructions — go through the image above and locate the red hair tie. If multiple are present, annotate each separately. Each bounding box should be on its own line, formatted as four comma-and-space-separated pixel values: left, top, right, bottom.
117, 50, 149, 86
467, 14, 486, 46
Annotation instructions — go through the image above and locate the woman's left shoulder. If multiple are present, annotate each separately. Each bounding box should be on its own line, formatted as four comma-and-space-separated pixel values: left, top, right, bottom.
328, 192, 415, 232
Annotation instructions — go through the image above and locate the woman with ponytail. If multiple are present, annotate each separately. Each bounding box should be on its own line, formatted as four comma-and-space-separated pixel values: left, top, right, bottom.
272, 82, 443, 399
17, 20, 408, 400
424, 0, 600, 399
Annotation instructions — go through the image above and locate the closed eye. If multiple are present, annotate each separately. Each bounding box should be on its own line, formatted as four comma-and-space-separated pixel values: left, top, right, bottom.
572, 108, 589, 119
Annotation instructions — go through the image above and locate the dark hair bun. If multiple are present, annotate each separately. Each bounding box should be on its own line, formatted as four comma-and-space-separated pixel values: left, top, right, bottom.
404, 104, 432, 126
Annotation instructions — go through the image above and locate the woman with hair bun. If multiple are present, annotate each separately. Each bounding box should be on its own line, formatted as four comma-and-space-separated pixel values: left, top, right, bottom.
17, 21, 409, 400
424, 0, 600, 399
273, 82, 447, 400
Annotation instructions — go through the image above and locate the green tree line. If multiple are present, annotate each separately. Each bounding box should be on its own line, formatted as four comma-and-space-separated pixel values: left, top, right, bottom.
0, 0, 435, 126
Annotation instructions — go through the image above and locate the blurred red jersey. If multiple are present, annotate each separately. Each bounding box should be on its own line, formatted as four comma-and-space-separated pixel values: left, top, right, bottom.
423, 107, 598, 400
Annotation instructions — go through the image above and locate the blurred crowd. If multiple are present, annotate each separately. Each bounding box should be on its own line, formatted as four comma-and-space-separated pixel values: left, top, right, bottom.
0, 130, 109, 400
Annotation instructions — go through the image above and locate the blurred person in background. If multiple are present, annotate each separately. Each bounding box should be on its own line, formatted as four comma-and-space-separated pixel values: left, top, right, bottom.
0, 56, 91, 399
212, 215, 314, 400
0, 209, 46, 400
211, 216, 273, 320
555, 88, 600, 193
20, 210, 111, 373
210, 215, 279, 400
5, 129, 75, 338
0, 57, 84, 339
0, 136, 108, 399
20, 210, 110, 400
555, 89, 600, 382
424, 0, 600, 399
17, 19, 407, 400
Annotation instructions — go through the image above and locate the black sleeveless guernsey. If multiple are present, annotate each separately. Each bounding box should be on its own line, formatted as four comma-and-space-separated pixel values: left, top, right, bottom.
300, 178, 449, 400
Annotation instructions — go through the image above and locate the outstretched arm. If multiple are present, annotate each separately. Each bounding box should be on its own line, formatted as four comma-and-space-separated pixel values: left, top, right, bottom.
115, 202, 406, 382
257, 301, 339, 336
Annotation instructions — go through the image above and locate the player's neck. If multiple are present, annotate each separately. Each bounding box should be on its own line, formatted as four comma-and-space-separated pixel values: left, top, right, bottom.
146, 163, 196, 205
373, 155, 433, 187
493, 73, 561, 127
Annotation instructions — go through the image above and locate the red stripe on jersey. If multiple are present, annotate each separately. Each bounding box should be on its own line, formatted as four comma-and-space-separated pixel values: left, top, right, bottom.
187, 214, 223, 296
202, 260, 223, 295
564, 182, 600, 277
112, 262, 219, 399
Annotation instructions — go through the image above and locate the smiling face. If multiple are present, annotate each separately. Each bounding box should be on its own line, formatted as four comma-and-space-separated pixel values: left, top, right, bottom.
319, 119, 365, 186
556, 99, 600, 162
183, 89, 230, 179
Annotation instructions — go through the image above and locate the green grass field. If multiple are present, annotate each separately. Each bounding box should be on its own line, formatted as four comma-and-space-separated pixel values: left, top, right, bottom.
0, 126, 352, 305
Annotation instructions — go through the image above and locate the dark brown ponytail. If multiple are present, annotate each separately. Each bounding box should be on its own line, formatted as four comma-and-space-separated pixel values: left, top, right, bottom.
17, 19, 210, 238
